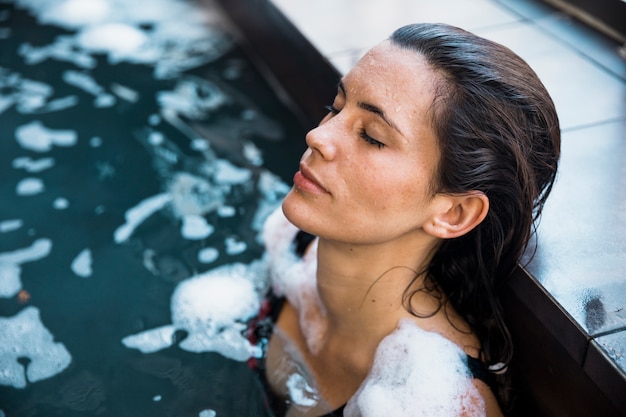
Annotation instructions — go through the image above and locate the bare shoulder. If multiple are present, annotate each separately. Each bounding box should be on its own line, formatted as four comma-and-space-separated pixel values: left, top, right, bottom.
344, 319, 497, 417
473, 379, 504, 417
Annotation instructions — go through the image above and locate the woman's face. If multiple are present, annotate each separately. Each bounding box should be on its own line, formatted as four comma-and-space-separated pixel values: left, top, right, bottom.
282, 41, 443, 245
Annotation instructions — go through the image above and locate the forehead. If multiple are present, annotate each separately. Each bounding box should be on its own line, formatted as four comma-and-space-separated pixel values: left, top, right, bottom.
342, 42, 439, 134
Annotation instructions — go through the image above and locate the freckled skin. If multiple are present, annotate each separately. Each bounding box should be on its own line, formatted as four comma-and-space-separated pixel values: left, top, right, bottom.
282, 42, 442, 248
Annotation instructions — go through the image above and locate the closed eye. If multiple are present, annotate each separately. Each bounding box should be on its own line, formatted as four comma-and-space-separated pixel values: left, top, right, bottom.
325, 104, 384, 149
325, 105, 339, 115
359, 128, 384, 149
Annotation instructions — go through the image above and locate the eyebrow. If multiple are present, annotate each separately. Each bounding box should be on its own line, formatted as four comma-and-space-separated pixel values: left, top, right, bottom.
338, 81, 404, 136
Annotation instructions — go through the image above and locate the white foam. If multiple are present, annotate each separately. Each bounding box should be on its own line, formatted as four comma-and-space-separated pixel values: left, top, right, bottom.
19, 37, 96, 69
16, 177, 45, 196
190, 138, 209, 151
286, 373, 319, 407
0, 75, 78, 114
122, 261, 268, 361
62, 70, 103, 95
263, 208, 326, 354
148, 131, 165, 146
198, 247, 219, 264
253, 172, 291, 237
45, 0, 111, 27
33, 95, 79, 113
71, 248, 92, 277
0, 238, 53, 298
110, 83, 138, 102
0, 307, 72, 388
157, 79, 226, 119
0, 95, 14, 114
12, 156, 55, 173
217, 205, 236, 218
89, 136, 102, 147
148, 114, 161, 126
168, 172, 223, 217
0, 238, 52, 266
15, 0, 232, 78
224, 236, 247, 255
53, 197, 69, 209
62, 70, 115, 107
0, 219, 23, 233
181, 215, 214, 240
0, 263, 22, 298
199, 410, 217, 417
15, 121, 77, 152
214, 159, 251, 185
16, 78, 52, 98
122, 325, 176, 354
243, 141, 263, 166
94, 93, 115, 107
113, 193, 172, 243
344, 320, 485, 417
77, 23, 148, 58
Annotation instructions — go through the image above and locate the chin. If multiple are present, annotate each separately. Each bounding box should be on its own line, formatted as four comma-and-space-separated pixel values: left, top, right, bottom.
281, 191, 318, 235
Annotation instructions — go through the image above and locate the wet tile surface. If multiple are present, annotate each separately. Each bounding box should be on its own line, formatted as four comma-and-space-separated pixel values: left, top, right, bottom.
534, 12, 626, 81
525, 119, 626, 336
477, 23, 626, 130
596, 331, 626, 376
272, 0, 523, 73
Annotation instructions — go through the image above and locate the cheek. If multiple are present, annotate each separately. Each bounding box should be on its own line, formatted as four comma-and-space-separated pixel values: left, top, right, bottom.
381, 169, 433, 212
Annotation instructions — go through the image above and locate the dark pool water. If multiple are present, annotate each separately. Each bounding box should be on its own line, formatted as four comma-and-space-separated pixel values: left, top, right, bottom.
0, 1, 307, 415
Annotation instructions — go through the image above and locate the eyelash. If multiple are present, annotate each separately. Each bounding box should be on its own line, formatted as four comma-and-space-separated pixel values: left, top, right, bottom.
324, 105, 385, 149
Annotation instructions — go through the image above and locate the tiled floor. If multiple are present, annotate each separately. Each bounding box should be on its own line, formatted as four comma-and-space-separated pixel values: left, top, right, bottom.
271, 0, 626, 403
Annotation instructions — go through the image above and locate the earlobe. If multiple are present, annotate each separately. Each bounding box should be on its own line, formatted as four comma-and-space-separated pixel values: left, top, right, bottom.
424, 192, 489, 239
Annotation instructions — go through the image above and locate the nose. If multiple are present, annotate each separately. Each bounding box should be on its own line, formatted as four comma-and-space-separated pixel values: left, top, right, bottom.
305, 118, 339, 161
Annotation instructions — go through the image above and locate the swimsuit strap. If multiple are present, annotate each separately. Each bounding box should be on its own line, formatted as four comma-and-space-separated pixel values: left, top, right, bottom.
466, 354, 498, 394
295, 230, 315, 256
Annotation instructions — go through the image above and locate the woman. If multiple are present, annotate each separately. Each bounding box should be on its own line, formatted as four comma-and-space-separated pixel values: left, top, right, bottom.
259, 23, 560, 417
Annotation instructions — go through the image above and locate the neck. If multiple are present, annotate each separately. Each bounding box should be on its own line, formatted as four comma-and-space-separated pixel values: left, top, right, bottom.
315, 234, 440, 339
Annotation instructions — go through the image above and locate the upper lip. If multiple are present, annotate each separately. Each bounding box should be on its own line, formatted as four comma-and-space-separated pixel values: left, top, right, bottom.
300, 163, 329, 193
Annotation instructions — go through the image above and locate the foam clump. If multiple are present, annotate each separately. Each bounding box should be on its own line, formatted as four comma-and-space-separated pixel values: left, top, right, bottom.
71, 248, 92, 277
0, 219, 23, 233
262, 208, 325, 353
16, 177, 45, 196
0, 238, 52, 298
12, 156, 55, 173
15, 120, 77, 152
29, 0, 111, 28
123, 261, 268, 361
181, 214, 214, 240
113, 193, 172, 243
0, 307, 72, 388
345, 319, 485, 417
76, 23, 148, 58
15, 0, 233, 78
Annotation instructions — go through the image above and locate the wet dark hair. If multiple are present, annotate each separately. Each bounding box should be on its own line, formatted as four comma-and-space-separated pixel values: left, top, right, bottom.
390, 23, 560, 408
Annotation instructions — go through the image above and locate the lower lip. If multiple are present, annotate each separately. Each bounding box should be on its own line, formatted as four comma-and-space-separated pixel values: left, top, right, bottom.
293, 171, 328, 194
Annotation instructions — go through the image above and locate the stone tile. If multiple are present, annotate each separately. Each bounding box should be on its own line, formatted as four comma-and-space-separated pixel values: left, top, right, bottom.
271, 0, 521, 56
526, 119, 626, 336
594, 331, 626, 377
586, 335, 626, 411
534, 12, 626, 82
494, 0, 558, 20
480, 22, 626, 129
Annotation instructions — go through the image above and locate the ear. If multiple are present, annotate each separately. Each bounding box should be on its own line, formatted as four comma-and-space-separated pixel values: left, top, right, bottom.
423, 191, 489, 239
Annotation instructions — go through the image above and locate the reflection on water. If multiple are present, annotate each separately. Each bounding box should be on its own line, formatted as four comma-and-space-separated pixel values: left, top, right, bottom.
0, 0, 305, 415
